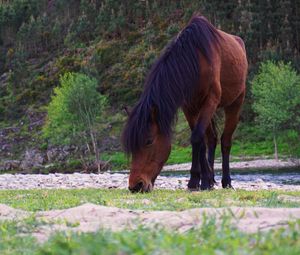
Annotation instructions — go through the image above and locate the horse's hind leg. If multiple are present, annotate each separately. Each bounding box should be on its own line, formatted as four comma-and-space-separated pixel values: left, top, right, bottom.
221, 92, 245, 188
206, 120, 217, 183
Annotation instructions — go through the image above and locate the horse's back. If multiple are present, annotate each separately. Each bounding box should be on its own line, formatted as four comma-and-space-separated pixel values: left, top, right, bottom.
217, 30, 248, 107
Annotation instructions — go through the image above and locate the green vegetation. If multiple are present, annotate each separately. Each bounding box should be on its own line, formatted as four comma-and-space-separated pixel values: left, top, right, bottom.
0, 0, 300, 169
1, 189, 300, 211
251, 61, 300, 160
43, 72, 107, 171
0, 219, 299, 255
104, 135, 299, 170
1, 188, 300, 254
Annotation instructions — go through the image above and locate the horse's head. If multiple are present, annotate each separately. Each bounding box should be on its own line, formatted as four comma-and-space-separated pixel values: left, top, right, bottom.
128, 121, 171, 193
122, 107, 171, 193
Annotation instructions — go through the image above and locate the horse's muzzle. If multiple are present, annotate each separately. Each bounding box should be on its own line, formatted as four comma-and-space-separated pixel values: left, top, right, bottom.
129, 181, 153, 193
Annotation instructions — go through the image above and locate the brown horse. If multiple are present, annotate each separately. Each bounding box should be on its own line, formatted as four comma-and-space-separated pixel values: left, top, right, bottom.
122, 15, 247, 192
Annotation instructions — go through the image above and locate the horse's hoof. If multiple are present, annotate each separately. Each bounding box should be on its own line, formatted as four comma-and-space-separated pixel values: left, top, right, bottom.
188, 179, 200, 191
222, 182, 234, 189
187, 184, 200, 191
221, 178, 234, 189
188, 187, 200, 192
200, 186, 212, 191
224, 185, 235, 190
200, 182, 213, 191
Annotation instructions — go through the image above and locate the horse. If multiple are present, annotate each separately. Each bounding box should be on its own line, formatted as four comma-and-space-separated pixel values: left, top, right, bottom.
122, 15, 248, 193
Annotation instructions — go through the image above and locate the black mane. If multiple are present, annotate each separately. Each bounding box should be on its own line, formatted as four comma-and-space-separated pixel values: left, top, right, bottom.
122, 16, 220, 155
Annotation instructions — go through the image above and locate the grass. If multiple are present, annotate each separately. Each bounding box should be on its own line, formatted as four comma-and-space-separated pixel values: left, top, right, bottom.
0, 216, 300, 254
1, 189, 300, 211
101, 114, 300, 170
102, 138, 296, 170
37, 221, 300, 255
1, 189, 300, 254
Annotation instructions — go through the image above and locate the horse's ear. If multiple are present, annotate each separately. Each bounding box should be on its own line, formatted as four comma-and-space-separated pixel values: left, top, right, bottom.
123, 106, 131, 116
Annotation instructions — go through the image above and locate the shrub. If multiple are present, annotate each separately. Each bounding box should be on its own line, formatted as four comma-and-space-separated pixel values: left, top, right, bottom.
43, 72, 107, 171
251, 61, 300, 159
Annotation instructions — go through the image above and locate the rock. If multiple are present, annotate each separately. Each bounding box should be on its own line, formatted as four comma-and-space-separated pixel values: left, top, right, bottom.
0, 169, 300, 191
141, 199, 152, 205
175, 198, 187, 203
278, 195, 300, 203
20, 149, 45, 171
0, 160, 20, 172
46, 147, 70, 161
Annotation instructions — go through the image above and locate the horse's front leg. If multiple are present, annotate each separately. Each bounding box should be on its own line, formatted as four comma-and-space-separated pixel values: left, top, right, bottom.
221, 92, 245, 189
185, 105, 218, 190
187, 140, 201, 191
191, 122, 215, 190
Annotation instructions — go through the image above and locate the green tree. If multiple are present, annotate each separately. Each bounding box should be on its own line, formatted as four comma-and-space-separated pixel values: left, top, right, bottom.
43, 72, 107, 171
251, 61, 300, 159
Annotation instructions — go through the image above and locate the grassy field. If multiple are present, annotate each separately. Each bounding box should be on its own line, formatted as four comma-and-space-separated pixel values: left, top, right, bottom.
102, 139, 299, 170
1, 218, 299, 255
1, 189, 300, 211
1, 189, 300, 254
100, 112, 300, 170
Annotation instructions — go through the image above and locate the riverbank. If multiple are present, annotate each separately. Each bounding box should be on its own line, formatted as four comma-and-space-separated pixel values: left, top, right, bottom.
1, 172, 299, 191
162, 158, 300, 172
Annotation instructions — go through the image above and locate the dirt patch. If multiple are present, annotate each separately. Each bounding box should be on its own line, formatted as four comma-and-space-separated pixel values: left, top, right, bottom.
1, 203, 300, 242
0, 204, 29, 220
278, 195, 300, 203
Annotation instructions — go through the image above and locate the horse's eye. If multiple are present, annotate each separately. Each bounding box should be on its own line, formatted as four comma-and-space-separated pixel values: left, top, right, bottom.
146, 138, 153, 146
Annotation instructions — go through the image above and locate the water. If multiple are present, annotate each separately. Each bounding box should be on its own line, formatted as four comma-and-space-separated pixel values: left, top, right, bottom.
160, 167, 300, 186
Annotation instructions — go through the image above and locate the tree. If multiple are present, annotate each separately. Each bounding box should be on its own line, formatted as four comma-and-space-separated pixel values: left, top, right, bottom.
43, 72, 107, 171
251, 61, 300, 160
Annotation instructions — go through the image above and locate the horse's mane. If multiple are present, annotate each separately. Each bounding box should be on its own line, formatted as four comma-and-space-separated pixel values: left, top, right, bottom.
122, 15, 220, 155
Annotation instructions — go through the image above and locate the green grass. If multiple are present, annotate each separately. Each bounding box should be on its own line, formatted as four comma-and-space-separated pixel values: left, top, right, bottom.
1, 217, 300, 255
102, 151, 129, 169
1, 189, 300, 212
102, 138, 296, 170
101, 116, 300, 170
1, 189, 300, 254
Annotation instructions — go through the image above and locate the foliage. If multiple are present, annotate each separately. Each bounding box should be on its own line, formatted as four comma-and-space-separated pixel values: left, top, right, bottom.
251, 61, 300, 158
43, 72, 106, 144
43, 72, 107, 170
1, 0, 300, 163
251, 61, 300, 132
1, 0, 300, 115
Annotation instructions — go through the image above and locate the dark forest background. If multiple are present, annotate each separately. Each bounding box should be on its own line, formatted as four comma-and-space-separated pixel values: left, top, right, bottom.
0, 0, 299, 171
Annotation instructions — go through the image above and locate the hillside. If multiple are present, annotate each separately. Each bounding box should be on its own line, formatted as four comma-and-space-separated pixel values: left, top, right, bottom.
0, 0, 300, 171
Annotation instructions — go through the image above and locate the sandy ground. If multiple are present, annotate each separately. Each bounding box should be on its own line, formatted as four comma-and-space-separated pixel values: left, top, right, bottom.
1, 203, 300, 242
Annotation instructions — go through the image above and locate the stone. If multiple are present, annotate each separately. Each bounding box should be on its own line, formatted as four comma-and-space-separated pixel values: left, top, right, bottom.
0, 160, 20, 171
20, 149, 45, 171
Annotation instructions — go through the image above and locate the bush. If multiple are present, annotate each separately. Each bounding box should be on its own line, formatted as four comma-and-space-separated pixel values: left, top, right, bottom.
251, 61, 300, 159
43, 72, 107, 171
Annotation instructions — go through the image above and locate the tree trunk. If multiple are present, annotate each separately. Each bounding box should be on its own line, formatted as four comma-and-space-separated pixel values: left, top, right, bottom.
90, 130, 101, 173
273, 134, 278, 161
